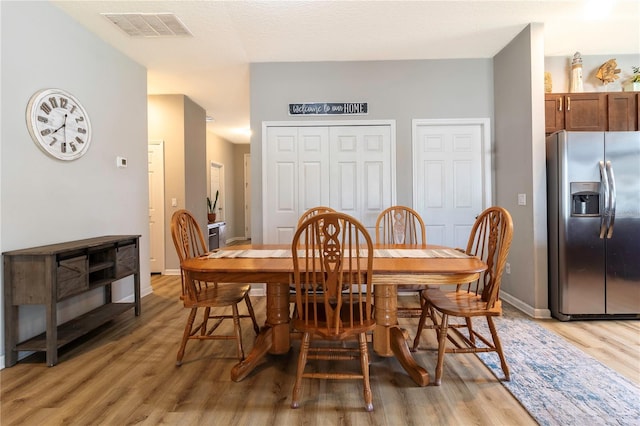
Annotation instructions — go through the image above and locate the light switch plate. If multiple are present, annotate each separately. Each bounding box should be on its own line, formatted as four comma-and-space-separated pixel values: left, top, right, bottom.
518, 193, 526, 206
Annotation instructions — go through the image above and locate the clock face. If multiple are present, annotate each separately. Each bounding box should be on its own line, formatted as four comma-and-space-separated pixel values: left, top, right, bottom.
26, 88, 92, 161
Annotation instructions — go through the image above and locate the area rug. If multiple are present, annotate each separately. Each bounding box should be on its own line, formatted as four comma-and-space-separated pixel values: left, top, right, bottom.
472, 315, 640, 426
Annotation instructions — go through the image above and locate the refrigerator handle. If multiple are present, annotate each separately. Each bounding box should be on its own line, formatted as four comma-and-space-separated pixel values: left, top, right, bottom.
606, 161, 616, 238
599, 161, 609, 239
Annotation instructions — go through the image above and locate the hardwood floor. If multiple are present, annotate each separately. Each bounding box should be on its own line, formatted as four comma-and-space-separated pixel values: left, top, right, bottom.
2, 274, 638, 425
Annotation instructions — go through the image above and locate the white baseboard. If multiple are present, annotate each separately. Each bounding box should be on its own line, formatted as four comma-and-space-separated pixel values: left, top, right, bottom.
501, 291, 551, 319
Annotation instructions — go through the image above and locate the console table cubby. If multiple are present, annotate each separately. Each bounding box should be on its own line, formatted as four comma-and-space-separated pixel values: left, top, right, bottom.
3, 235, 141, 366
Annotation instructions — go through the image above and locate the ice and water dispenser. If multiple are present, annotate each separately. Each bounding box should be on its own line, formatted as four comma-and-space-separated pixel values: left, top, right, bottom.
570, 182, 600, 216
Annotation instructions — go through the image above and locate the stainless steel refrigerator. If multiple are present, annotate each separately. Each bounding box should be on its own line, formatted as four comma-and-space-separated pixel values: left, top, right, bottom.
547, 130, 640, 321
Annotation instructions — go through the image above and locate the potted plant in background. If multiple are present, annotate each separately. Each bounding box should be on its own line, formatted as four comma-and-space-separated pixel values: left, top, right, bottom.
624, 66, 640, 92
207, 190, 219, 223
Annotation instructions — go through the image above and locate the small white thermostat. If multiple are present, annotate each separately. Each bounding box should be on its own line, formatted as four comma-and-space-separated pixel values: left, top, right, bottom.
116, 156, 128, 168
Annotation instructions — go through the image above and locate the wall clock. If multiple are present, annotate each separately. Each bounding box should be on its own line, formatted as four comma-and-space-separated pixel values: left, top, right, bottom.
26, 88, 92, 161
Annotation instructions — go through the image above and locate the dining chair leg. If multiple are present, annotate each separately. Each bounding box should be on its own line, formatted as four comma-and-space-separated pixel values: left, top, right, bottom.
201, 307, 211, 336
232, 304, 244, 360
429, 306, 441, 342
465, 317, 475, 345
177, 307, 198, 366
412, 301, 431, 351
359, 333, 374, 412
434, 313, 449, 386
487, 316, 510, 381
291, 332, 311, 409
243, 293, 260, 335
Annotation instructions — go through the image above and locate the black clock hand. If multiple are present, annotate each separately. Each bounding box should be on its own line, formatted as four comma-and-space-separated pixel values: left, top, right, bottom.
52, 114, 68, 134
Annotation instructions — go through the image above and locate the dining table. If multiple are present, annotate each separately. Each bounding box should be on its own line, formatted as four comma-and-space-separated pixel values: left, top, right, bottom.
180, 243, 487, 386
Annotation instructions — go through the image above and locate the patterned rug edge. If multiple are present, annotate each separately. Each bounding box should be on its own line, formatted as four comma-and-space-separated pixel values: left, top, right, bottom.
474, 315, 640, 426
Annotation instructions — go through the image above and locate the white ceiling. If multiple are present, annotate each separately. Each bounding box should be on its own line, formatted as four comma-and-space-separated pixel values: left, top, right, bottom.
51, 0, 640, 144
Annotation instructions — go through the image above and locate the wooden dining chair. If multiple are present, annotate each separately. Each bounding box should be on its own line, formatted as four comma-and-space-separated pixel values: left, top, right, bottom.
290, 212, 376, 412
170, 209, 259, 365
297, 206, 336, 227
411, 206, 513, 385
290, 207, 337, 307
375, 206, 427, 319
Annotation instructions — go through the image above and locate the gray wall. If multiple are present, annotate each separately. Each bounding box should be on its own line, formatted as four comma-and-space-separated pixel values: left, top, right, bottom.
184, 97, 208, 226
1, 2, 150, 366
250, 58, 494, 243
148, 94, 207, 272
493, 24, 549, 316
233, 144, 251, 239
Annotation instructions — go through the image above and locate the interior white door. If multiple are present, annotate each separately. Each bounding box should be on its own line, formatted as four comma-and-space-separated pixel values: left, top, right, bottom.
264, 123, 394, 244
299, 127, 331, 212
329, 125, 393, 235
413, 119, 491, 249
148, 141, 165, 273
264, 126, 331, 243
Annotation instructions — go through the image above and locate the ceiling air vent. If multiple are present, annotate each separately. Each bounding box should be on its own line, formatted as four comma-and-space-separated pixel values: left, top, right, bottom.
101, 13, 192, 37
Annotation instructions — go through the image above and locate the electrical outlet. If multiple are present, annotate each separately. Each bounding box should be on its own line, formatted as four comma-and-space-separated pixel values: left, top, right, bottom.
505, 263, 511, 274
116, 156, 127, 168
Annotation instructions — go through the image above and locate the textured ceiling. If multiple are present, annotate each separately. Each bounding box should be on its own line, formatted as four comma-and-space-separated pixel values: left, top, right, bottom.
51, 0, 640, 144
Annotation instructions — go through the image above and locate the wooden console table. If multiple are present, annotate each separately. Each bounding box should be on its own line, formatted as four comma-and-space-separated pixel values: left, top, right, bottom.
3, 235, 141, 367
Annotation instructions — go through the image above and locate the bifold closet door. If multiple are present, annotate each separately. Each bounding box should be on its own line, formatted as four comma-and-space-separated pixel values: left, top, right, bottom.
264, 124, 393, 244
264, 126, 330, 244
329, 125, 392, 236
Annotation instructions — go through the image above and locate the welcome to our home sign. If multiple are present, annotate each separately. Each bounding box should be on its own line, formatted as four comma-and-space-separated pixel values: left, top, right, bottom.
289, 102, 368, 116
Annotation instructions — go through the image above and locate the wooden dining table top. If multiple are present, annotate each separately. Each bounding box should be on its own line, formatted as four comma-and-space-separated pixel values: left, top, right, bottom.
180, 243, 486, 280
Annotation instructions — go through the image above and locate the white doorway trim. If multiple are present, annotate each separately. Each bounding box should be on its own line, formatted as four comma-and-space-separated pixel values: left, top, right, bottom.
210, 162, 224, 222
148, 140, 165, 274
244, 153, 252, 239
412, 118, 493, 209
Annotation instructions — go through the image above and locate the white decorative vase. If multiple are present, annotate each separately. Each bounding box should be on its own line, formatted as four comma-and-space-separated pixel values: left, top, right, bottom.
624, 81, 640, 92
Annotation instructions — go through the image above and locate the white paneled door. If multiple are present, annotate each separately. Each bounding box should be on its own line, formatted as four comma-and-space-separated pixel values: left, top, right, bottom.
264, 122, 395, 244
412, 119, 491, 249
329, 126, 393, 235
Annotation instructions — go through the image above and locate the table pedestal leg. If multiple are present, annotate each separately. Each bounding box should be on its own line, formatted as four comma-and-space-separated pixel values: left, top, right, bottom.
390, 327, 429, 386
373, 284, 396, 356
266, 282, 291, 354
231, 282, 290, 382
374, 284, 430, 387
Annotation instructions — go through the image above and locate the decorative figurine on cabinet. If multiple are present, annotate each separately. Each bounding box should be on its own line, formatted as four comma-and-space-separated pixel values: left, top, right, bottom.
569, 52, 584, 93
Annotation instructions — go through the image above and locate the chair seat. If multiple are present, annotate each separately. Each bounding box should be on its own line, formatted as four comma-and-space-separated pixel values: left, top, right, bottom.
422, 287, 503, 317
184, 283, 251, 308
292, 302, 376, 339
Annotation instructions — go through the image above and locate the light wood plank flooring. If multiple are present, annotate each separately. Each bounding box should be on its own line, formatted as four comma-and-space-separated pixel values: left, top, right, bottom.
2, 274, 638, 425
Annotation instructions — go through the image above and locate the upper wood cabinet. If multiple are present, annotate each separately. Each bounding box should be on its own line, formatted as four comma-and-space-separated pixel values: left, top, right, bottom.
545, 93, 607, 134
545, 92, 639, 134
545, 94, 565, 134
607, 92, 638, 131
